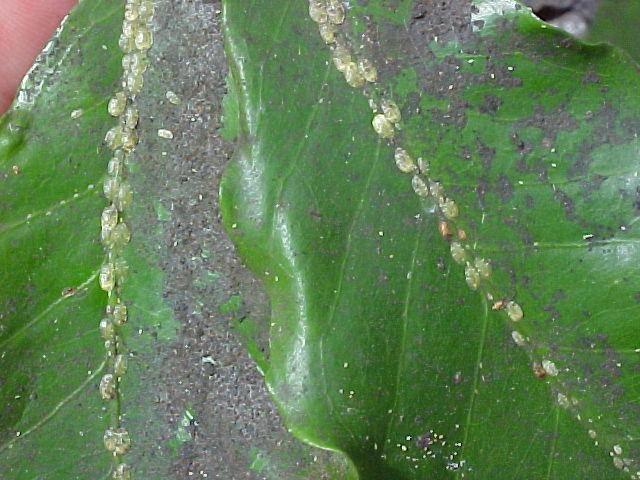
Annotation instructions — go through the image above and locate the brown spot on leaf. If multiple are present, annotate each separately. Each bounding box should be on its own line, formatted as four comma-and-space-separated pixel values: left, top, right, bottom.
496, 174, 513, 202
479, 94, 502, 115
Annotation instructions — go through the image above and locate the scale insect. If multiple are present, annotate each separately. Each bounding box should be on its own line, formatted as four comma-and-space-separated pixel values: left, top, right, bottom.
112, 303, 128, 326
372, 113, 394, 139
411, 175, 429, 197
100, 318, 116, 341
464, 263, 481, 290
309, 0, 328, 24
104, 428, 131, 455
112, 464, 132, 480
108, 92, 127, 117
105, 125, 126, 151
124, 107, 139, 129
474, 258, 491, 278
326, 0, 345, 24
99, 374, 117, 400
381, 99, 401, 124
511, 330, 526, 347
450, 242, 467, 265
358, 58, 377, 83
114, 354, 128, 377
532, 362, 546, 378
395, 148, 417, 174
331, 43, 352, 72
113, 182, 133, 211
542, 359, 559, 376
109, 222, 132, 250
99, 263, 115, 292
506, 301, 523, 322
134, 28, 153, 51
343, 62, 365, 88
440, 197, 459, 220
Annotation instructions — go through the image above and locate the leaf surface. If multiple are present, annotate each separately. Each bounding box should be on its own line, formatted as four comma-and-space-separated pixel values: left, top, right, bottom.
0, 1, 183, 477
0, 2, 125, 477
221, 1, 640, 478
0, 1, 357, 478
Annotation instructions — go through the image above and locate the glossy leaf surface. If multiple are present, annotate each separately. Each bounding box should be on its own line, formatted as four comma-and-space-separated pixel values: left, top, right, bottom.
0, 1, 125, 477
0, 1, 353, 478
0, 1, 181, 478
221, 1, 640, 478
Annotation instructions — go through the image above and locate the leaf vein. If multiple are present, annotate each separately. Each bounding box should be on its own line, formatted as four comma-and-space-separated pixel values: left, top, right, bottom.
0, 269, 99, 350
0, 187, 96, 236
381, 229, 421, 453
456, 296, 490, 478
546, 407, 561, 480
0, 361, 105, 452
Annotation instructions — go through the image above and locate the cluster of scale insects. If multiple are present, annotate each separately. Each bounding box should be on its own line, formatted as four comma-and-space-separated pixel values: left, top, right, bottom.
307, 0, 526, 345
97, 0, 154, 478
305, 1, 638, 476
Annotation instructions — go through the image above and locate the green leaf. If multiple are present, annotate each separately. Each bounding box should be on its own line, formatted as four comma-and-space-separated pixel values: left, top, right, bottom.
0, 1, 181, 477
589, 0, 640, 62
221, 1, 640, 478
0, 2, 124, 477
0, 1, 361, 478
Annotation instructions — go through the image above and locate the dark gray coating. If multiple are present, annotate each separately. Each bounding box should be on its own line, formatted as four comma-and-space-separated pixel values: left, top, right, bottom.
128, 1, 346, 478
